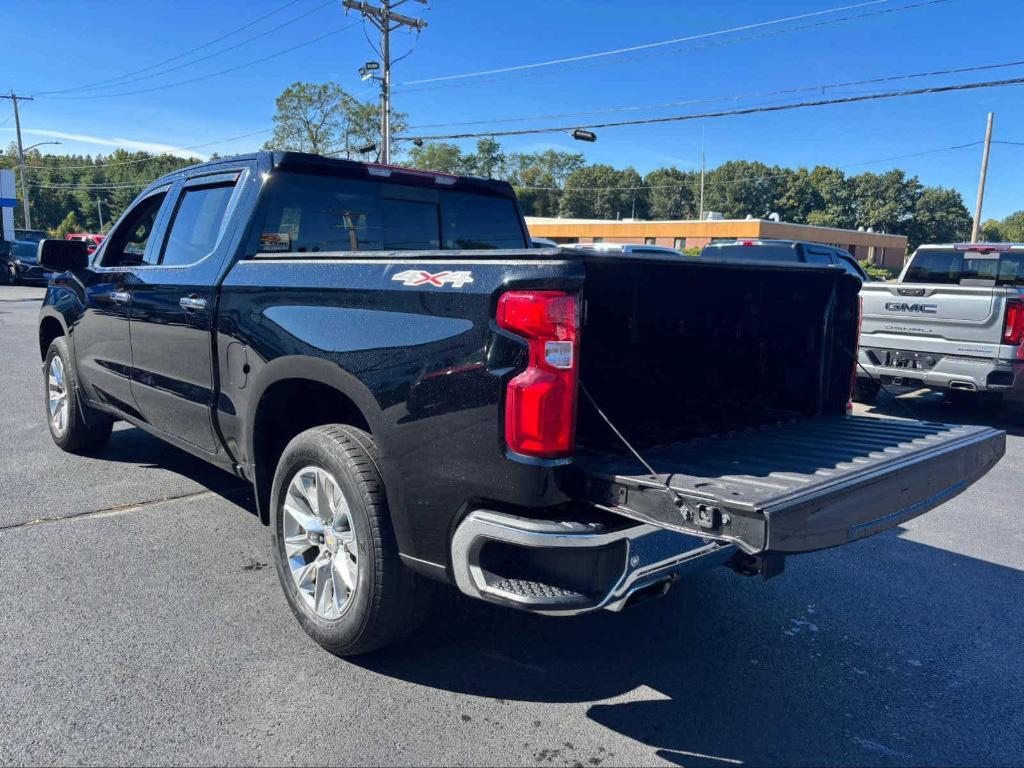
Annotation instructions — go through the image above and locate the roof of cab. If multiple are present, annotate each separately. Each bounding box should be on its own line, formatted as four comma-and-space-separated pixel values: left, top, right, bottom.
145, 150, 516, 199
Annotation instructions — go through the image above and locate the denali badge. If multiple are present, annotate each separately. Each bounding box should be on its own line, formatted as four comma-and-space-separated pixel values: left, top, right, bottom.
392, 270, 474, 288
885, 302, 938, 314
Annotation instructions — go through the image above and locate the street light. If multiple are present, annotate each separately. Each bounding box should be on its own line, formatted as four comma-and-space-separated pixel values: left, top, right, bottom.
17, 141, 61, 230
359, 61, 381, 81
24, 141, 61, 153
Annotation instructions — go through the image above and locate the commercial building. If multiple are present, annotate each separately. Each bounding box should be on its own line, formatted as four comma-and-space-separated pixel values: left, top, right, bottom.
525, 216, 909, 269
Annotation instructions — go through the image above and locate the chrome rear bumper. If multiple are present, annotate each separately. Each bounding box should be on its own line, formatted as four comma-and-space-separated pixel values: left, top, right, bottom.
450, 509, 735, 616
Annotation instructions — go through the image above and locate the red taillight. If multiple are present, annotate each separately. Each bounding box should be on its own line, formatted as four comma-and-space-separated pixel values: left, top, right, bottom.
497, 291, 579, 459
1004, 298, 1024, 346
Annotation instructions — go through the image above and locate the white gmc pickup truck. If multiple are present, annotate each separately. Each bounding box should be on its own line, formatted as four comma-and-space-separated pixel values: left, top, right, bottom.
856, 243, 1024, 408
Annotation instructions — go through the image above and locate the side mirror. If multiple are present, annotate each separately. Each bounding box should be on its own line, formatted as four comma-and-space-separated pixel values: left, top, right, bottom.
38, 239, 89, 272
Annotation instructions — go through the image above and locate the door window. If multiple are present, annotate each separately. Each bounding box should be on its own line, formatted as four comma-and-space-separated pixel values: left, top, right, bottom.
158, 183, 236, 267
100, 191, 168, 267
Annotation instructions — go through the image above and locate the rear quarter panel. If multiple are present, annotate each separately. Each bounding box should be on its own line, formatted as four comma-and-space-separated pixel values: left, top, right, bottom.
216, 254, 584, 569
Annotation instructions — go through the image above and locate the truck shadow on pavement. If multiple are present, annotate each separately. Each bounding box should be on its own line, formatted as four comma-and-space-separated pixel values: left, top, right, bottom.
865, 388, 1024, 437
95, 424, 253, 508
358, 536, 1024, 766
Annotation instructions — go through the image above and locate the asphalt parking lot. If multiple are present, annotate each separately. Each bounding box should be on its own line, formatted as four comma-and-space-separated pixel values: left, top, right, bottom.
1, 285, 1022, 767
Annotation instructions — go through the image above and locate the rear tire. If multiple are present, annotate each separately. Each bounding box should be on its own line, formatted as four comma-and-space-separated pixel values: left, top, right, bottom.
853, 378, 881, 404
44, 337, 113, 454
270, 424, 433, 656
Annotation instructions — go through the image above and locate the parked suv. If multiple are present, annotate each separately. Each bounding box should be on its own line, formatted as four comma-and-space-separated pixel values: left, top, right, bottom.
701, 239, 869, 281
1, 230, 57, 285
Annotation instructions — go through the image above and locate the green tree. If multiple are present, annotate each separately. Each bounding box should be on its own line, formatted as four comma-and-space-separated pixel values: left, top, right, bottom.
979, 218, 1004, 242
850, 169, 921, 234
906, 187, 971, 249
807, 166, 855, 228
264, 81, 398, 157
51, 211, 82, 239
999, 210, 1024, 241
559, 165, 646, 220
513, 166, 560, 217
643, 167, 696, 219
466, 138, 506, 179
406, 142, 469, 174
507, 148, 585, 217
776, 167, 820, 223
703, 161, 786, 219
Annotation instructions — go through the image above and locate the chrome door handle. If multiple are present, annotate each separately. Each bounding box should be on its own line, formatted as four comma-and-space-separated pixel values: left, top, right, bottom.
110, 290, 130, 304
179, 296, 207, 312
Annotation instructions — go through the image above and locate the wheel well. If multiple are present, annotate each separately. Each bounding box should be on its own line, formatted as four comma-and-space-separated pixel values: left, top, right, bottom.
251, 378, 371, 524
39, 317, 64, 360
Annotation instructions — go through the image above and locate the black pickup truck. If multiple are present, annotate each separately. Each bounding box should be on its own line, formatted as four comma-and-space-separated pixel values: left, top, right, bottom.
36, 152, 1005, 655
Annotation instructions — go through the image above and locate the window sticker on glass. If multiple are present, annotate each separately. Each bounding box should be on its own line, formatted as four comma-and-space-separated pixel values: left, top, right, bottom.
260, 232, 291, 253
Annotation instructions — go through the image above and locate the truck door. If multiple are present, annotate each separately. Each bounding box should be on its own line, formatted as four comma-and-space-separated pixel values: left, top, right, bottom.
127, 172, 242, 454
73, 186, 172, 416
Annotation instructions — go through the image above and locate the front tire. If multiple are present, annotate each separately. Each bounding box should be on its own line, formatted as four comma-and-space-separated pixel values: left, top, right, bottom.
6, 263, 17, 285
44, 337, 113, 454
270, 425, 432, 656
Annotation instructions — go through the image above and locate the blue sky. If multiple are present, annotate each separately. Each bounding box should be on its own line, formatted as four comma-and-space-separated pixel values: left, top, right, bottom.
4, 0, 1023, 218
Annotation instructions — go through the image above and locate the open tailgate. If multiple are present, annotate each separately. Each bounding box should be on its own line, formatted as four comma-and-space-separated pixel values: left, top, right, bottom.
577, 416, 1004, 555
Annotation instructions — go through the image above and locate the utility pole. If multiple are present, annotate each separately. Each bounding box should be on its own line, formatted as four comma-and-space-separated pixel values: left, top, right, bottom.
0, 92, 35, 230
971, 111, 994, 243
698, 126, 706, 221
96, 198, 104, 232
343, 0, 427, 165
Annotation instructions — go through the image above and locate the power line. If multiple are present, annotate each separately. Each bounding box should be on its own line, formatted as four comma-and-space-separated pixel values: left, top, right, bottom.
398, 0, 894, 86
45, 0, 336, 96
32, 0, 305, 96
403, 76, 1024, 142
407, 58, 1024, 131
39, 23, 360, 100
392, 0, 947, 94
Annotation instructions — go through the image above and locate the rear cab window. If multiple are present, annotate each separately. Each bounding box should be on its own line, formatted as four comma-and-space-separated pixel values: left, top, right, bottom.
255, 172, 526, 255
905, 249, 1024, 286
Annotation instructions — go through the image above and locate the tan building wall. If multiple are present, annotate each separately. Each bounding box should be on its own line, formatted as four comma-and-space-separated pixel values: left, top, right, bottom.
526, 217, 909, 269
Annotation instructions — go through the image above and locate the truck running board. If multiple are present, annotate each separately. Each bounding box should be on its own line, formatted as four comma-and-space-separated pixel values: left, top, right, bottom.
576, 415, 1005, 555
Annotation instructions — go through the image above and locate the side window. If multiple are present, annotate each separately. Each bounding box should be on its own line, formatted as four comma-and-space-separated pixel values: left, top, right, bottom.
158, 183, 236, 267
100, 191, 168, 267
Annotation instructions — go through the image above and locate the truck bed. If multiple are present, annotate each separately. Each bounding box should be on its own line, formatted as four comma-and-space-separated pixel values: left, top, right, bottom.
578, 415, 1004, 554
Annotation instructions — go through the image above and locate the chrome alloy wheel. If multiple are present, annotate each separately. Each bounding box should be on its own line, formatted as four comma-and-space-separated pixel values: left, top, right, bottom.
283, 466, 360, 620
47, 355, 69, 435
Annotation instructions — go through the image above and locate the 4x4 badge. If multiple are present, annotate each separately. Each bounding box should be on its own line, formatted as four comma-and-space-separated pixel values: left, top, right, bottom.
392, 270, 474, 288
